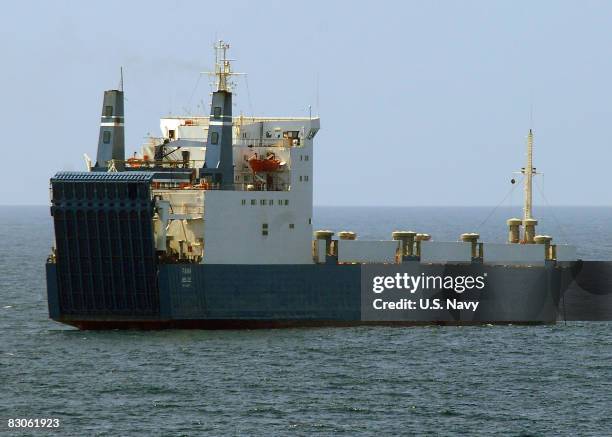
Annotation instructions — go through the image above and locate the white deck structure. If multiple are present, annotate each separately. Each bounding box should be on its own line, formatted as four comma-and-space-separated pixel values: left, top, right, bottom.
129, 41, 577, 267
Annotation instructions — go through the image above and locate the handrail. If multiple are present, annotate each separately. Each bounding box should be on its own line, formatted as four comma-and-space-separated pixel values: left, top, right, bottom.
155, 137, 302, 148
153, 182, 290, 192
121, 159, 204, 169
234, 137, 302, 147
114, 153, 297, 170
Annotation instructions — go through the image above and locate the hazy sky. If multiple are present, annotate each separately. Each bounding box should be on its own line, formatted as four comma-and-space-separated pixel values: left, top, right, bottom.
2, 0, 611, 206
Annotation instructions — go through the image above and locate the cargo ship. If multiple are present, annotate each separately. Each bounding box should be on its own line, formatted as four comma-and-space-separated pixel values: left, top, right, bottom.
46, 41, 588, 329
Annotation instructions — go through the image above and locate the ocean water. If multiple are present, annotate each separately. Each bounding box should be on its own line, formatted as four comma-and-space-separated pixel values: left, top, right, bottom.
1, 206, 611, 436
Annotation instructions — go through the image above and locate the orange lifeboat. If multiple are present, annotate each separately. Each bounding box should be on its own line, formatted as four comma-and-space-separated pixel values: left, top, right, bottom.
248, 153, 281, 173
126, 157, 142, 168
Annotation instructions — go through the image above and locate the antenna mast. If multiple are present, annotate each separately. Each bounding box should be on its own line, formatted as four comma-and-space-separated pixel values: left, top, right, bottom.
507, 128, 540, 244
203, 40, 244, 92
523, 129, 534, 221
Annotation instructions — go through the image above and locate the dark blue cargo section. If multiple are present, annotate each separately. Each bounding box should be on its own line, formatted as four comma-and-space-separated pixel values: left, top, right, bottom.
50, 172, 159, 316
158, 264, 362, 320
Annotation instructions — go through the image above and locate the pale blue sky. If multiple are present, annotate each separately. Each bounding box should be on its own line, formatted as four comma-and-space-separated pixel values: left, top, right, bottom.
1, 0, 611, 206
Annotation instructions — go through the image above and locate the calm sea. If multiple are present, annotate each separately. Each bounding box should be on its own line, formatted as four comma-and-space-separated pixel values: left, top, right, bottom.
1, 206, 611, 436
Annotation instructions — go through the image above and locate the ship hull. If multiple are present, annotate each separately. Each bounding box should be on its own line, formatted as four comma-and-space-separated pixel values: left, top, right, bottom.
56, 320, 553, 330
46, 262, 578, 329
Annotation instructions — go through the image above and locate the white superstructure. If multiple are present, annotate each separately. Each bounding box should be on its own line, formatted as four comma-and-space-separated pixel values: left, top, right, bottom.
118, 41, 576, 267
143, 115, 319, 264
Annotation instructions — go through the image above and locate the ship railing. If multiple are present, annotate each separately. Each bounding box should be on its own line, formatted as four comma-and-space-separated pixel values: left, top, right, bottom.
152, 182, 290, 192
152, 203, 205, 215
236, 182, 290, 192
106, 160, 292, 191
234, 137, 302, 148
118, 151, 296, 171
118, 159, 205, 170
168, 205, 205, 215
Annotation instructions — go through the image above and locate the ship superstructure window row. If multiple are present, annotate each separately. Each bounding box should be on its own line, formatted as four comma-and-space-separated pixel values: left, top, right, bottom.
242, 199, 290, 206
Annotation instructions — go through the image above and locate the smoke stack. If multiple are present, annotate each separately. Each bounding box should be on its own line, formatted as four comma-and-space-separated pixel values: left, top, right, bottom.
95, 90, 125, 170
200, 90, 234, 189
199, 40, 240, 189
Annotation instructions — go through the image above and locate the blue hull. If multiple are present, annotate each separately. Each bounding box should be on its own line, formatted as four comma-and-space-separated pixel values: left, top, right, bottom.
46, 262, 578, 329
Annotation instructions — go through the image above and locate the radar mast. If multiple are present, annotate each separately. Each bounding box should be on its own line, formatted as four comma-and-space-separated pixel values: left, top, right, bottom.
203, 40, 244, 92
521, 129, 539, 243
523, 129, 534, 222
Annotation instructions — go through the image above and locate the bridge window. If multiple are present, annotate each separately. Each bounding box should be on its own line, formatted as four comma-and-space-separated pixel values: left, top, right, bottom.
250, 199, 256, 205
241, 199, 246, 205
289, 223, 294, 229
